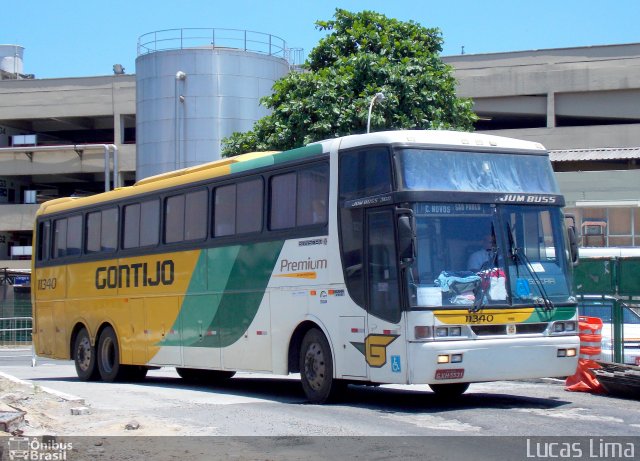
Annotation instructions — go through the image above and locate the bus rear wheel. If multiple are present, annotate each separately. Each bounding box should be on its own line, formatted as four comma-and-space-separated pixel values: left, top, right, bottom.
97, 326, 125, 382
73, 328, 99, 381
299, 328, 344, 404
176, 368, 236, 384
428, 383, 470, 398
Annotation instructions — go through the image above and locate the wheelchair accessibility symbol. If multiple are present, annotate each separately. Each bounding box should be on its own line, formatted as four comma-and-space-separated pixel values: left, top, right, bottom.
391, 355, 401, 373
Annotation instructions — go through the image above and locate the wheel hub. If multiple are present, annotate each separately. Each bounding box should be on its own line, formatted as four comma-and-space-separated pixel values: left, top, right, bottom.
77, 336, 92, 371
304, 342, 326, 391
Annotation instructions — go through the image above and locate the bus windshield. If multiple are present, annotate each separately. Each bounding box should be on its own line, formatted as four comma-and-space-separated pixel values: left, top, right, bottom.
397, 148, 560, 194
407, 202, 573, 309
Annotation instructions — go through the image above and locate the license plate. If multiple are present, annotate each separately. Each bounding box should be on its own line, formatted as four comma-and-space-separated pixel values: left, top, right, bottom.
435, 368, 465, 380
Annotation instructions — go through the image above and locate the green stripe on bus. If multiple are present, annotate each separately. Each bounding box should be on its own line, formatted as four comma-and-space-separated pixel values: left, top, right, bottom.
230, 156, 275, 174
161, 240, 284, 348
229, 144, 324, 175
272, 144, 323, 164
527, 306, 576, 322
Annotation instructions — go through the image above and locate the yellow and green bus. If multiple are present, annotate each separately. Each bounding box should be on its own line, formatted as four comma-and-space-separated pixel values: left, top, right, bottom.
32, 130, 580, 403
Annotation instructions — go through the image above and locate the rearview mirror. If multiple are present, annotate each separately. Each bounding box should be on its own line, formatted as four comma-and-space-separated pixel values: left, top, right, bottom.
397, 210, 416, 267
568, 226, 579, 266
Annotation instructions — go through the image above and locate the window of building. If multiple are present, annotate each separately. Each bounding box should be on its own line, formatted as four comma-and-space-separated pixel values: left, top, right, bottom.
565, 206, 639, 247
609, 208, 632, 236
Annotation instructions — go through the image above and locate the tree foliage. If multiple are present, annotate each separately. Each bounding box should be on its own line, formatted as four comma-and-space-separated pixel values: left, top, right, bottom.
222, 9, 476, 157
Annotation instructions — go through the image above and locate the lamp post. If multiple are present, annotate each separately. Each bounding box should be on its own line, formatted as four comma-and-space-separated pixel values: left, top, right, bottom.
367, 92, 386, 133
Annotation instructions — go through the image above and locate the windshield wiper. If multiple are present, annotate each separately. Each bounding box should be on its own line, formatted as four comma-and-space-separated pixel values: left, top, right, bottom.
469, 225, 500, 313
506, 222, 554, 311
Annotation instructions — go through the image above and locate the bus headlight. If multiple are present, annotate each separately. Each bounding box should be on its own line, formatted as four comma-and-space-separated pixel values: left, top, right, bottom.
435, 326, 465, 338
551, 321, 577, 334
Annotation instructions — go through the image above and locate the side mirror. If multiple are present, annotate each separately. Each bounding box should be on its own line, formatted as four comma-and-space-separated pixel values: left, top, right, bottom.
568, 226, 579, 266
397, 210, 416, 267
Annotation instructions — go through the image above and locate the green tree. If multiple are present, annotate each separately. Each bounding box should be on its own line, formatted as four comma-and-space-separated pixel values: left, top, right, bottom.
222, 9, 476, 157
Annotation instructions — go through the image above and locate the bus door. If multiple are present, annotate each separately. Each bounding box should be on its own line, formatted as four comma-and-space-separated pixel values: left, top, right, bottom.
365, 207, 407, 383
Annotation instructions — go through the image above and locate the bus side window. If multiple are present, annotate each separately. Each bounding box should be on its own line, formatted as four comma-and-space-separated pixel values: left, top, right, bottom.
53, 219, 67, 258
86, 208, 118, 254
124, 200, 160, 249
184, 190, 207, 241
214, 184, 237, 237
297, 164, 328, 226
214, 178, 263, 237
165, 194, 185, 243
339, 147, 392, 201
66, 215, 82, 256
37, 221, 51, 261
270, 172, 297, 230
237, 178, 263, 233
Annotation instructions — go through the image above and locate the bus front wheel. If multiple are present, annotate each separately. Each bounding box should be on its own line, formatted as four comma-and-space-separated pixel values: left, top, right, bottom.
428, 383, 470, 398
299, 328, 345, 404
97, 326, 125, 382
73, 328, 99, 381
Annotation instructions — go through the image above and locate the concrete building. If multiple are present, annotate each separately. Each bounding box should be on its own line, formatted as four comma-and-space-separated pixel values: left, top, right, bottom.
1, 42, 639, 269
0, 74, 137, 269
444, 43, 640, 247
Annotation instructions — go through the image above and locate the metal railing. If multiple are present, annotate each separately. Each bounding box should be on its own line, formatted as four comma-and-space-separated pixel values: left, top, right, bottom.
137, 28, 292, 62
0, 316, 35, 366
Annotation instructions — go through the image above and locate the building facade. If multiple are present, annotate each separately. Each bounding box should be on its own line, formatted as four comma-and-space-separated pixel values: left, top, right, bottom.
1, 42, 639, 268
444, 43, 640, 247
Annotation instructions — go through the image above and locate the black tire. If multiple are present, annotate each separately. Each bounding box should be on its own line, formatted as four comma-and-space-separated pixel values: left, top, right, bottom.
428, 382, 470, 398
176, 367, 235, 384
96, 326, 125, 382
73, 328, 100, 381
299, 328, 345, 404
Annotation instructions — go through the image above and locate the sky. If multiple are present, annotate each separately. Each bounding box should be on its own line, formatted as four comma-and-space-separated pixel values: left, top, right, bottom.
3, 0, 640, 79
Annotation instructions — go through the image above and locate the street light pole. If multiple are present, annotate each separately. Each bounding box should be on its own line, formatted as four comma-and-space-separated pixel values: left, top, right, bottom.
367, 92, 386, 133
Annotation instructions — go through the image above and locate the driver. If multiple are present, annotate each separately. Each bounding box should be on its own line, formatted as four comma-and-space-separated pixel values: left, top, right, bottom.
467, 233, 497, 272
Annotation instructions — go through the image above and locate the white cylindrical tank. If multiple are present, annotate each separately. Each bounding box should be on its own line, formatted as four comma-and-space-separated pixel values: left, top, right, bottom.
0, 45, 24, 75
135, 29, 291, 180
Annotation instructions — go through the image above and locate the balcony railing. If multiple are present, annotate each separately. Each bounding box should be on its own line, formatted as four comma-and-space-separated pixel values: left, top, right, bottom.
137, 28, 297, 63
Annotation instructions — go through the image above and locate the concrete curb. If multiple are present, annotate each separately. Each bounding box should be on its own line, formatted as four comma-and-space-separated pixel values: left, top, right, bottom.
0, 370, 85, 405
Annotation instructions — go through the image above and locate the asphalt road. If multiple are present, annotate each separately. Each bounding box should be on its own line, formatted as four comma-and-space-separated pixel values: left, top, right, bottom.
1, 352, 639, 460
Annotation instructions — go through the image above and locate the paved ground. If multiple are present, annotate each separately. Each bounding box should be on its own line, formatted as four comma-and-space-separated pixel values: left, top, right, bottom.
0, 352, 639, 460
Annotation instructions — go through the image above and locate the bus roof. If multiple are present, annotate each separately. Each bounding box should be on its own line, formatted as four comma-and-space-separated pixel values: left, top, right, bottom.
35, 129, 547, 217
35, 143, 324, 216
315, 130, 547, 153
